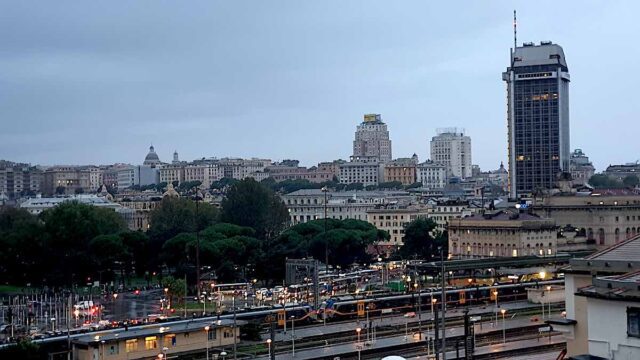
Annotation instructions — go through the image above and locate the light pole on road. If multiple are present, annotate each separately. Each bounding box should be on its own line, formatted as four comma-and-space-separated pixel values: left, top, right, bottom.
501, 309, 507, 344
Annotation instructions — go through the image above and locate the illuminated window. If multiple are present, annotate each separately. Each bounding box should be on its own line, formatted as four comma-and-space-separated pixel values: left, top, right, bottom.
145, 336, 158, 350
512, 249, 518, 257
516, 155, 525, 161
125, 339, 137, 353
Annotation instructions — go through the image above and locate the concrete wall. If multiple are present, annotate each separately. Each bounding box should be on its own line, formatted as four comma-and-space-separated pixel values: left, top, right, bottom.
527, 286, 565, 304
565, 273, 592, 357
588, 297, 640, 359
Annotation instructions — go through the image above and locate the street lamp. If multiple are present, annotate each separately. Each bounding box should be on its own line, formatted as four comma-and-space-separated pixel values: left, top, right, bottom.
113, 293, 118, 301
220, 351, 227, 360
266, 339, 272, 359
546, 285, 552, 318
290, 315, 296, 357
493, 290, 499, 326
500, 309, 507, 344
355, 327, 362, 360
322, 186, 329, 275
204, 326, 210, 360
74, 309, 80, 328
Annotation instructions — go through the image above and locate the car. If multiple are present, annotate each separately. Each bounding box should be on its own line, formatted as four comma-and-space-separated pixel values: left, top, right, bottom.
404, 312, 416, 318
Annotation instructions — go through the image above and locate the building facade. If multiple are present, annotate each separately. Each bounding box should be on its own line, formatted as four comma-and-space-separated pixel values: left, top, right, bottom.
282, 189, 413, 225
531, 188, 640, 248
448, 210, 557, 258
553, 236, 640, 358
352, 114, 392, 163
159, 164, 185, 185
430, 128, 472, 179
604, 163, 640, 181
569, 149, 595, 186
366, 206, 431, 248
71, 319, 241, 360
416, 161, 447, 190
116, 165, 159, 190
183, 162, 223, 188
0, 163, 43, 199
503, 41, 570, 198
383, 158, 417, 185
43, 166, 91, 195
338, 156, 383, 186
143, 145, 162, 167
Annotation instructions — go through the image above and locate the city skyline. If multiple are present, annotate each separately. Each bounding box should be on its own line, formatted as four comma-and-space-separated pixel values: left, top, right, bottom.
2, 1, 639, 171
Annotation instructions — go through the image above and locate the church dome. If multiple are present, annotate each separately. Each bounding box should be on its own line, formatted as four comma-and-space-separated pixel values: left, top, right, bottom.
144, 145, 161, 166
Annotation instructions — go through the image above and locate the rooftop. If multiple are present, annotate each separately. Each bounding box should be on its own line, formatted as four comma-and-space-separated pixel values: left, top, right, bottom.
568, 234, 640, 273
512, 42, 567, 68
73, 319, 241, 345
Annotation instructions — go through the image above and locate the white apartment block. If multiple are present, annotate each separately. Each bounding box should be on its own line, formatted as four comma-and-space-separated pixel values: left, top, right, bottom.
282, 189, 414, 225
430, 128, 472, 179
159, 164, 184, 185
183, 163, 223, 188
416, 161, 447, 190
366, 206, 431, 247
116, 165, 159, 190
339, 156, 383, 186
87, 166, 103, 192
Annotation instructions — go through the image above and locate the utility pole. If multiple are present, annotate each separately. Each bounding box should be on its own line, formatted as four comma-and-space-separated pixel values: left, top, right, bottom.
441, 248, 447, 360
322, 186, 329, 274
195, 186, 201, 300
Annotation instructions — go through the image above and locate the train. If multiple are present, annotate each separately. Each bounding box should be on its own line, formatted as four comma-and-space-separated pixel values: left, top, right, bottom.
320, 279, 563, 321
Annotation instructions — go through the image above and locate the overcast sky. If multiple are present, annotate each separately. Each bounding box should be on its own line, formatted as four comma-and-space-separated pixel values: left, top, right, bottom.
1, 1, 638, 171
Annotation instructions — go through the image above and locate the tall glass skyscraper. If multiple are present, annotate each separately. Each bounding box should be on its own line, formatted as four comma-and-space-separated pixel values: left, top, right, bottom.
503, 41, 570, 199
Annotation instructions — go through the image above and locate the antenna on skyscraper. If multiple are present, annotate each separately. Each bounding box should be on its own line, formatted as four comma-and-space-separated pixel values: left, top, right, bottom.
513, 10, 517, 50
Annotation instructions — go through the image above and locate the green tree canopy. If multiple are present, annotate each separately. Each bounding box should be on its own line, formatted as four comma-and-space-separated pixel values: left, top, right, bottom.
399, 218, 447, 260
89, 234, 130, 270
148, 197, 219, 243
220, 178, 289, 239
589, 174, 623, 188
623, 175, 640, 188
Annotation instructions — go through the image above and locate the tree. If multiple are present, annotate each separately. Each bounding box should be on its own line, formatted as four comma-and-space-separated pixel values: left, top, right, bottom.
120, 231, 150, 276
404, 182, 423, 190
89, 235, 130, 282
0, 340, 41, 359
148, 197, 219, 244
161, 276, 187, 309
399, 218, 446, 260
220, 178, 289, 240
623, 175, 640, 188
210, 177, 239, 190
589, 174, 623, 188
345, 183, 364, 191
0, 208, 45, 284
377, 181, 403, 190
266, 219, 387, 277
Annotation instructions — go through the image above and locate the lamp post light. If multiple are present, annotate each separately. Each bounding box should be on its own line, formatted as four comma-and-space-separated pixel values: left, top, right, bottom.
546, 285, 552, 318
204, 326, 210, 360
355, 327, 362, 360
220, 351, 227, 360
493, 290, 498, 326
266, 339, 272, 359
500, 309, 507, 344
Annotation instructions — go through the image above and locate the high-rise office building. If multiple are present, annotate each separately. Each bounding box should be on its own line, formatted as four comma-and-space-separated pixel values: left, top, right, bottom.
503, 41, 570, 198
430, 128, 472, 179
352, 114, 392, 163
